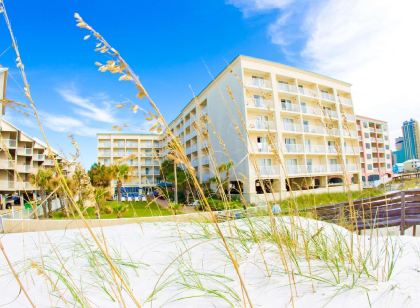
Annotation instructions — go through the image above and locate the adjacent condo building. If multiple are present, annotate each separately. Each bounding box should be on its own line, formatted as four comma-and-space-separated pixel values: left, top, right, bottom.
98, 56, 363, 202
356, 115, 393, 186
402, 119, 420, 160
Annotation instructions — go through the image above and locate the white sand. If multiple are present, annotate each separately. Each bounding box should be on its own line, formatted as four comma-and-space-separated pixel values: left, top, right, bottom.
0, 217, 419, 307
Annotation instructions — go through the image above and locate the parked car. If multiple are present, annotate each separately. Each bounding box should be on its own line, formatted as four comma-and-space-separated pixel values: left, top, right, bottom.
4, 195, 21, 209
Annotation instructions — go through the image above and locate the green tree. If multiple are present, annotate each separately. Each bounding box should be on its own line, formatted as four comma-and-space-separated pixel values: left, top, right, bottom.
210, 160, 234, 201
160, 160, 189, 203
88, 163, 112, 188
30, 168, 54, 218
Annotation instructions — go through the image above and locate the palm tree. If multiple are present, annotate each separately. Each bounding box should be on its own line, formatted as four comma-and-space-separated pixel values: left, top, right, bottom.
110, 164, 130, 202
88, 162, 113, 188
30, 168, 53, 218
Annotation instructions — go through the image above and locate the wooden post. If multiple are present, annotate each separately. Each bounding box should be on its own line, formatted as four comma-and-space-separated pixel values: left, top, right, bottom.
400, 191, 406, 236
174, 162, 178, 204
413, 225, 417, 236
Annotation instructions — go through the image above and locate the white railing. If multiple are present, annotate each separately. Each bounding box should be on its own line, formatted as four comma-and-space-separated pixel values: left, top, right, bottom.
284, 144, 304, 153
328, 146, 337, 153
344, 146, 359, 154
43, 159, 54, 166
141, 152, 154, 157
246, 97, 274, 109
283, 124, 302, 132
286, 165, 308, 175
323, 110, 338, 118
16, 165, 33, 173
344, 114, 356, 122
2, 139, 17, 148
33, 154, 45, 161
0, 180, 15, 189
251, 142, 275, 153
256, 165, 280, 176
307, 165, 327, 173
186, 144, 198, 155
249, 120, 275, 130
201, 156, 210, 165
113, 142, 125, 147
301, 106, 322, 116
184, 118, 196, 128
329, 164, 342, 172
326, 128, 340, 136
99, 151, 111, 157
191, 158, 199, 167
0, 160, 14, 169
98, 142, 111, 148
126, 142, 138, 148
246, 77, 272, 89
185, 131, 197, 140
113, 151, 125, 157
141, 142, 153, 148
346, 164, 359, 171
17, 148, 33, 156
278, 83, 297, 93
303, 125, 325, 134
281, 104, 300, 112
298, 87, 318, 98
338, 96, 353, 106
320, 92, 335, 101
306, 145, 326, 153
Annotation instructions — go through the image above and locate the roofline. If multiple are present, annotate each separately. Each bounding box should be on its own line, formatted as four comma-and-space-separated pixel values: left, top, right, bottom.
239, 55, 352, 87
97, 132, 161, 137
356, 114, 387, 124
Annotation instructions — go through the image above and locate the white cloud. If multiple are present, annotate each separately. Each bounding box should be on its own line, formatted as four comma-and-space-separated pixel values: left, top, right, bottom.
57, 87, 116, 124
229, 0, 420, 148
40, 112, 103, 137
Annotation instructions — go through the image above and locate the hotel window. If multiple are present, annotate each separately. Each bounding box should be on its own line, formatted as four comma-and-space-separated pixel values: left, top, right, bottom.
281, 99, 293, 110
368, 165, 373, 170
363, 122, 368, 128
367, 154, 372, 159
364, 133, 369, 138
365, 143, 371, 149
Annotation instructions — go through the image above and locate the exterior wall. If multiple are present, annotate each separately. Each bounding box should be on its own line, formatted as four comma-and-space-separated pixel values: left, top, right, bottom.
97, 133, 162, 188
97, 55, 364, 202
356, 115, 393, 186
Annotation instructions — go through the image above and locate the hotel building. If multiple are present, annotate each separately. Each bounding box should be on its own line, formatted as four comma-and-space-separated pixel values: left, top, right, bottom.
356, 115, 393, 186
97, 133, 162, 191
0, 67, 69, 195
98, 56, 362, 202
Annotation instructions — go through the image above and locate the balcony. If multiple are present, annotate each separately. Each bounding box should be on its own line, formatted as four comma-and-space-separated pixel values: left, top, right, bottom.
113, 142, 125, 148
246, 98, 274, 109
141, 142, 153, 148
185, 131, 197, 141
0, 159, 14, 169
126, 142, 138, 148
16, 182, 35, 190
286, 165, 327, 175
43, 159, 54, 166
306, 145, 326, 154
283, 124, 302, 133
98, 151, 111, 157
98, 142, 111, 148
250, 142, 275, 153
323, 110, 338, 119
141, 152, 154, 157
191, 158, 199, 167
278, 83, 297, 93
245, 77, 272, 89
113, 151, 125, 157
329, 164, 342, 172
17, 148, 33, 156
325, 128, 340, 136
320, 92, 335, 102
281, 104, 300, 113
0, 180, 15, 190
33, 154, 45, 161
344, 146, 359, 154
142, 161, 158, 166
344, 114, 356, 122
338, 96, 353, 106
256, 165, 280, 176
303, 125, 325, 135
2, 139, 17, 148
301, 105, 322, 117
298, 87, 318, 98
16, 164, 33, 173
248, 120, 276, 131
328, 146, 337, 153
346, 164, 359, 171
284, 144, 304, 153
184, 117, 196, 128
186, 144, 198, 155
201, 156, 210, 165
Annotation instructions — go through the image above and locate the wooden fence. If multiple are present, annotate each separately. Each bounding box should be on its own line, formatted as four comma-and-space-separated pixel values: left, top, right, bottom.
308, 189, 420, 236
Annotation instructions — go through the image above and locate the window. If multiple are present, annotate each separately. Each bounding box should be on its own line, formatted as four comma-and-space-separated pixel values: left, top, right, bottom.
281, 99, 292, 110
368, 165, 373, 170
300, 102, 307, 113
387, 164, 391, 169
303, 120, 309, 132
284, 138, 296, 145
307, 159, 313, 172
363, 122, 368, 128
367, 154, 372, 159
364, 133, 369, 138
386, 145, 389, 150
253, 95, 264, 107
365, 143, 371, 149
284, 118, 294, 130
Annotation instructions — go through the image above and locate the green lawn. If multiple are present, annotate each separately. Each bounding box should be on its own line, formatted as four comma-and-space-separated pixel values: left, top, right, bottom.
52, 200, 174, 219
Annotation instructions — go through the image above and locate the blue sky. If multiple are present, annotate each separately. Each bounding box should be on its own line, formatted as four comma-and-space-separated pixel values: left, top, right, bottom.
1, 0, 419, 168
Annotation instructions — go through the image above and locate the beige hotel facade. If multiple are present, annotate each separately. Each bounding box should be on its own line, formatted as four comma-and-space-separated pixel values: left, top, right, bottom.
98, 56, 365, 203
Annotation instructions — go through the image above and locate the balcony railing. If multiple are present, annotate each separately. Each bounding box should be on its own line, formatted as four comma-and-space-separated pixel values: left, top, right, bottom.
246, 98, 274, 109
256, 165, 280, 176
0, 159, 14, 169
343, 114, 356, 122
320, 92, 335, 101
201, 156, 210, 165
303, 125, 325, 134
329, 164, 342, 172
328, 146, 338, 153
338, 96, 353, 106
284, 144, 304, 153
0, 180, 15, 189
185, 131, 197, 141
251, 142, 275, 153
17, 148, 33, 156
278, 83, 297, 93
286, 165, 328, 175
43, 159, 54, 166
99, 151, 111, 157
306, 145, 326, 153
344, 146, 359, 154
126, 142, 139, 148
325, 128, 340, 136
16, 164, 33, 173
2, 139, 17, 148
281, 104, 300, 112
98, 142, 111, 148
246, 78, 272, 89
301, 106, 322, 116
323, 110, 338, 119
186, 144, 198, 155
283, 124, 302, 132
33, 154, 45, 161
249, 120, 276, 130
298, 87, 318, 98
113, 142, 125, 148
